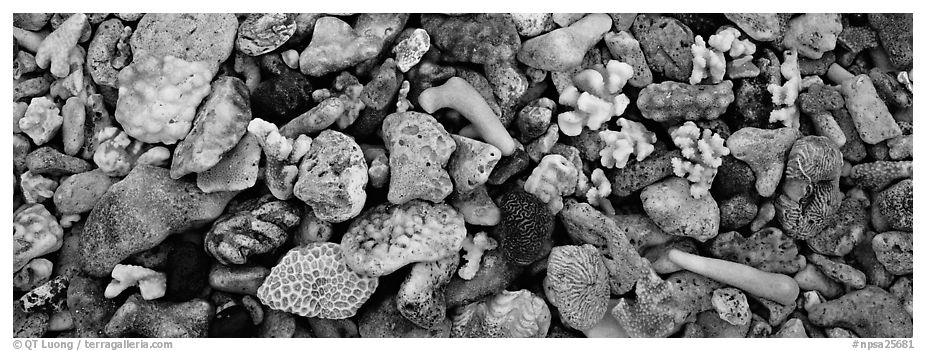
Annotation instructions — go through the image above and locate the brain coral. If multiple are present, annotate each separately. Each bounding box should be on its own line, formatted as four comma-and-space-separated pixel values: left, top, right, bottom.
257, 243, 378, 319
496, 190, 554, 266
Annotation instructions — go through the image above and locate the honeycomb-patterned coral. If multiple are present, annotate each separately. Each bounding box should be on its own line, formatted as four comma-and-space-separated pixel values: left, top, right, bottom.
636, 80, 734, 124
340, 200, 466, 277
257, 243, 378, 319
496, 190, 554, 266
543, 244, 609, 330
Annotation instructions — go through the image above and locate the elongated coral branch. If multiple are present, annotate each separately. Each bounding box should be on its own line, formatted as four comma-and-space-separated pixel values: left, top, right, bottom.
418, 77, 516, 156
666, 249, 799, 305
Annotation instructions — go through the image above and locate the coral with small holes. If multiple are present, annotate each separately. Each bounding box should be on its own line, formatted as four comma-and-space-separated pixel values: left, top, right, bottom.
257, 243, 378, 319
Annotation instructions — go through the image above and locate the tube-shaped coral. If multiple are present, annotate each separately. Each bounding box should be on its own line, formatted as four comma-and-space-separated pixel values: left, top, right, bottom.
670, 122, 730, 198
557, 60, 633, 136
598, 118, 657, 169
418, 77, 516, 156
666, 249, 799, 305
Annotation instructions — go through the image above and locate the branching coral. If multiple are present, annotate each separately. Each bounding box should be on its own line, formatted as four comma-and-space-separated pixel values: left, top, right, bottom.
104, 264, 167, 300
247, 118, 311, 164
689, 35, 726, 85
35, 13, 87, 78
767, 50, 801, 127
458, 232, 498, 280
670, 121, 730, 198
708, 28, 757, 58
585, 168, 612, 209
557, 60, 633, 136
257, 243, 379, 319
598, 118, 657, 169
524, 154, 579, 214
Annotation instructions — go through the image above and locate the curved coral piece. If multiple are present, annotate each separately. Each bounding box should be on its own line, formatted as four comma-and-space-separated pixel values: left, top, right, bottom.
496, 190, 554, 266
637, 80, 734, 124
418, 77, 516, 156
450, 289, 551, 338
340, 200, 466, 277
257, 243, 378, 319
524, 154, 578, 214
775, 136, 843, 240
115, 54, 214, 145
13, 204, 64, 273
666, 249, 799, 305
458, 232, 498, 280
35, 13, 86, 78
598, 118, 656, 169
708, 228, 803, 274
204, 195, 301, 265
170, 76, 252, 179
104, 264, 167, 300
543, 244, 610, 331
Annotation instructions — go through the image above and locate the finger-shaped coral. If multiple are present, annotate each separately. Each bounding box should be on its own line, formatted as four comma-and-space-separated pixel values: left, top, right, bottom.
450, 289, 551, 338
79, 165, 237, 277
726, 127, 802, 197
13, 204, 64, 273
458, 232, 499, 281
871, 231, 912, 276
418, 77, 516, 156
115, 54, 214, 145
524, 154, 578, 215
294, 130, 368, 223
517, 14, 611, 71
448, 135, 502, 194
397, 254, 459, 330
495, 189, 554, 266
341, 201, 466, 277
637, 80, 734, 124
611, 271, 721, 338
258, 243, 378, 319
707, 228, 804, 274
35, 13, 87, 78
105, 294, 214, 338
381, 111, 456, 204
667, 249, 799, 305
298, 17, 381, 77
598, 118, 656, 169
775, 136, 843, 240
543, 244, 610, 331
170, 76, 252, 179
641, 177, 720, 242
204, 195, 301, 265
808, 286, 912, 338
557, 60, 633, 137
104, 264, 167, 300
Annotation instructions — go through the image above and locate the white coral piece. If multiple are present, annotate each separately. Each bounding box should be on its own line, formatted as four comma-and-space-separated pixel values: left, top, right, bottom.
248, 118, 294, 161
708, 28, 756, 58
598, 118, 657, 169
690, 35, 726, 85
767, 50, 802, 128
105, 264, 167, 300
458, 231, 498, 280
557, 60, 633, 137
585, 169, 612, 207
524, 154, 578, 215
20, 171, 58, 204
670, 122, 730, 198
